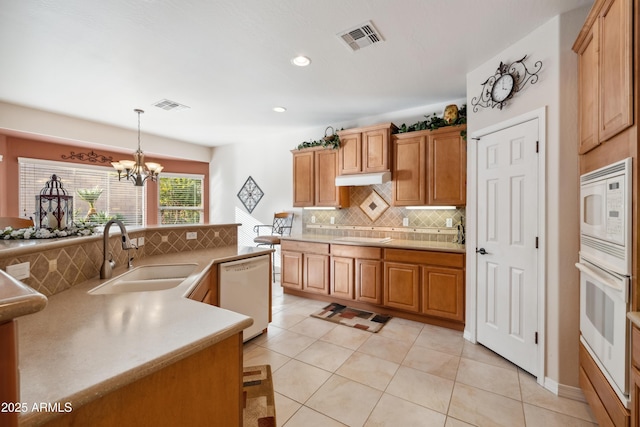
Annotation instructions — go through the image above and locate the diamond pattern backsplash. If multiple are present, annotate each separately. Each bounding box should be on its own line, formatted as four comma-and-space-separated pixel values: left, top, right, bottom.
0, 225, 238, 297
303, 182, 465, 242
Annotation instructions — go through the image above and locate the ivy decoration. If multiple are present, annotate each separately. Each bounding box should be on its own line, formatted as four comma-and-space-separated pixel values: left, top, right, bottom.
296, 126, 342, 150
398, 104, 467, 139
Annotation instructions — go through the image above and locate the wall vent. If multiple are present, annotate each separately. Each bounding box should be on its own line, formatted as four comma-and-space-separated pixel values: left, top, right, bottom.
337, 21, 384, 52
153, 99, 190, 111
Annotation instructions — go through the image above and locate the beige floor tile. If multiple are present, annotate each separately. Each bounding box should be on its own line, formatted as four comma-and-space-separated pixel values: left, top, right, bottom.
246, 324, 285, 346
283, 405, 347, 427
402, 345, 460, 381
364, 393, 446, 427
288, 317, 338, 339
274, 392, 301, 427
448, 382, 525, 427
455, 358, 521, 400
273, 359, 332, 403
414, 324, 465, 356
295, 340, 354, 372
243, 345, 291, 372
519, 371, 597, 423
262, 329, 316, 358
385, 366, 454, 414
357, 333, 413, 364
461, 341, 518, 371
336, 351, 399, 391
523, 403, 599, 427
271, 310, 307, 329
445, 417, 475, 427
376, 317, 423, 344
306, 375, 382, 427
319, 324, 371, 350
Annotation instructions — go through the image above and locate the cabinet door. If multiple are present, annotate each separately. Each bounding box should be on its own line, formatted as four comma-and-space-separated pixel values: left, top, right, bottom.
421, 266, 464, 322
338, 132, 362, 175
384, 262, 419, 312
363, 128, 389, 172
331, 256, 354, 300
281, 251, 303, 290
292, 151, 314, 207
428, 130, 466, 206
577, 23, 600, 154
392, 134, 426, 206
304, 254, 330, 294
356, 259, 382, 304
315, 149, 340, 207
598, 0, 633, 142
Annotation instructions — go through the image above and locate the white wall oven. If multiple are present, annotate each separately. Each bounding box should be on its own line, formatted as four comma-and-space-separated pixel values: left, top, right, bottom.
577, 157, 632, 408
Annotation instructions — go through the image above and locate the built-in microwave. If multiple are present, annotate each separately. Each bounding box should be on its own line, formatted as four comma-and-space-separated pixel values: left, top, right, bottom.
580, 157, 632, 276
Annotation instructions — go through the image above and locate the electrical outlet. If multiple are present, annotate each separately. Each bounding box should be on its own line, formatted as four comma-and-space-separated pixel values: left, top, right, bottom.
129, 238, 137, 247
311, 216, 316, 223
137, 236, 145, 246
330, 217, 335, 225
49, 259, 57, 272
402, 218, 409, 227
7, 262, 30, 280
446, 218, 453, 228
186, 231, 197, 240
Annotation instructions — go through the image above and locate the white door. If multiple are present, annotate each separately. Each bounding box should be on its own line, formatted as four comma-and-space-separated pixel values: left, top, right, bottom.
476, 118, 539, 376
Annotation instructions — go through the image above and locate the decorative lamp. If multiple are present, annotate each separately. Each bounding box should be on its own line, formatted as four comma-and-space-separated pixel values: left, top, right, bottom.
35, 174, 74, 230
111, 109, 163, 187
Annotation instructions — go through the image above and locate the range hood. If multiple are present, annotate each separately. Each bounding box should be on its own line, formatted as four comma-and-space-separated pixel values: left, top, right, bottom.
335, 171, 391, 187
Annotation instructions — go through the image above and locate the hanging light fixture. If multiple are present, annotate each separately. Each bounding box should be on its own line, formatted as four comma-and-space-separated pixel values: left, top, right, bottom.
111, 109, 163, 186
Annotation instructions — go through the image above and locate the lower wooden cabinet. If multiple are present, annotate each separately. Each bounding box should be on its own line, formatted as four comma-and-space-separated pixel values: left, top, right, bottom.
331, 256, 354, 299
304, 253, 330, 294
421, 266, 464, 321
330, 245, 383, 304
384, 262, 420, 312
281, 241, 330, 294
356, 259, 382, 304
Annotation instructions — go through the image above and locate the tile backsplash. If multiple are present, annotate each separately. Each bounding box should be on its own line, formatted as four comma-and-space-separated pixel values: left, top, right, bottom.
302, 182, 465, 242
0, 225, 237, 297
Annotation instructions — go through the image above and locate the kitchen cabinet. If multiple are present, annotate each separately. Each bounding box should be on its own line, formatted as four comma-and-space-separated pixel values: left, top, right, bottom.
331, 245, 383, 303
0, 321, 18, 427
384, 262, 420, 312
281, 240, 330, 295
337, 123, 397, 176
188, 268, 214, 304
633, 324, 640, 426
421, 266, 464, 322
292, 147, 349, 208
574, 0, 633, 153
392, 125, 466, 206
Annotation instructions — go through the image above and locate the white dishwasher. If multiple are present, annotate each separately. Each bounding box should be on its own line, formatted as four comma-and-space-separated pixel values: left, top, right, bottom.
219, 254, 270, 342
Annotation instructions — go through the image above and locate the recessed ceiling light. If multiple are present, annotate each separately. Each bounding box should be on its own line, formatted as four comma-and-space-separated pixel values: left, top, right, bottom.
273, 106, 287, 113
291, 56, 311, 67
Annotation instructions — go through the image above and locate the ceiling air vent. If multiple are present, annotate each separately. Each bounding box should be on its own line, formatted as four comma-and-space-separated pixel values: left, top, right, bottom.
153, 99, 190, 111
337, 20, 384, 52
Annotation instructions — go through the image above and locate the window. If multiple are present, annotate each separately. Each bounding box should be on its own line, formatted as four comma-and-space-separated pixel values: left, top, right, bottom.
19, 158, 145, 226
158, 173, 204, 225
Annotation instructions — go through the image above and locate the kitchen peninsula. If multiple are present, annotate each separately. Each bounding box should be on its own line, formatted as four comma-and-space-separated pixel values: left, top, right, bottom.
0, 223, 272, 426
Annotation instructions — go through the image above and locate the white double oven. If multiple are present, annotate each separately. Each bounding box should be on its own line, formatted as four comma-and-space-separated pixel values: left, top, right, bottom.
577, 157, 632, 407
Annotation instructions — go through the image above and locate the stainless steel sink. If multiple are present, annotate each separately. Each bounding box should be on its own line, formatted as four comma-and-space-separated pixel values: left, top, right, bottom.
88, 263, 198, 295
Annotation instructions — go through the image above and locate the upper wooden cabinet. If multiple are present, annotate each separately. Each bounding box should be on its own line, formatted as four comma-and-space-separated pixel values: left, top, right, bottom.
574, 0, 633, 153
337, 123, 397, 175
392, 125, 466, 206
292, 147, 349, 208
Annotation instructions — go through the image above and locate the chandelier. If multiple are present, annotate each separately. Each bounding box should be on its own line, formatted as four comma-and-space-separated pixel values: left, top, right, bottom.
111, 109, 163, 186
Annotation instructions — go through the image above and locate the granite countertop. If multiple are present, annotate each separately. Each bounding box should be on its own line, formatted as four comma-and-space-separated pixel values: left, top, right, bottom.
281, 234, 466, 253
16, 245, 270, 426
0, 270, 47, 323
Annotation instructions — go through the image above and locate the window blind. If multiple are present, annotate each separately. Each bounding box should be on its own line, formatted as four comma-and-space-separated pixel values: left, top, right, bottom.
158, 173, 204, 225
19, 158, 145, 226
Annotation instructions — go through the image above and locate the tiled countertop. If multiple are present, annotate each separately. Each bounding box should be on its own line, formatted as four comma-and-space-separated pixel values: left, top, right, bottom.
0, 270, 47, 323
16, 245, 270, 426
282, 234, 466, 253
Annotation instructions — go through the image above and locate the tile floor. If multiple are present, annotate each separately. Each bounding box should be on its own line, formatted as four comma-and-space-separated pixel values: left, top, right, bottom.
243, 283, 598, 427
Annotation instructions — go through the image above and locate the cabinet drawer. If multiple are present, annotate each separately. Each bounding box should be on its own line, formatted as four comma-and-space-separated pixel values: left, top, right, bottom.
281, 240, 329, 255
384, 248, 464, 268
331, 244, 382, 259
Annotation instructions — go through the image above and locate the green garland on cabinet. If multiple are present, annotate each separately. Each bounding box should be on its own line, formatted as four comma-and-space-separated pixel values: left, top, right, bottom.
296, 126, 343, 150
398, 104, 467, 140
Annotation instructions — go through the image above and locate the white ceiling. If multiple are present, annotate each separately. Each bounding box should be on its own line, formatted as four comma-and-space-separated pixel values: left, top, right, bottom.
0, 0, 593, 147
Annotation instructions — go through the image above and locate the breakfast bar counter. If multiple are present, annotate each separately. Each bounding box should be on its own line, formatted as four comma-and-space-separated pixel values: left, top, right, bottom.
281, 234, 465, 253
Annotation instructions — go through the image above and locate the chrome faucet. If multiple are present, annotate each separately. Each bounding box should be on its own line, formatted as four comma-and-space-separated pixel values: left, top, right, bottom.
100, 219, 136, 279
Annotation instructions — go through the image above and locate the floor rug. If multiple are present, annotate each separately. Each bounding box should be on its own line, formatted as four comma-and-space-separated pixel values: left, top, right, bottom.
310, 302, 391, 333
243, 364, 276, 427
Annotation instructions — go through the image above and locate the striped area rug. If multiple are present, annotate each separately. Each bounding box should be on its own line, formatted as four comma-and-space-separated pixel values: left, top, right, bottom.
243, 364, 276, 427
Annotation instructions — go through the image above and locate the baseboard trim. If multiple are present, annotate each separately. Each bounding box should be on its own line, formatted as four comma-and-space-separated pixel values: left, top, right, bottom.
544, 377, 587, 402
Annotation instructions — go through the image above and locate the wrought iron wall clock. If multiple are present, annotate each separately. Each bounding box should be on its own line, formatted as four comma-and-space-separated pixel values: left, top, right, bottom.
471, 55, 542, 112
237, 176, 264, 213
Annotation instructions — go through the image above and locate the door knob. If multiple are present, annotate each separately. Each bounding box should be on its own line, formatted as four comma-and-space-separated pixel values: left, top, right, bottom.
476, 248, 488, 255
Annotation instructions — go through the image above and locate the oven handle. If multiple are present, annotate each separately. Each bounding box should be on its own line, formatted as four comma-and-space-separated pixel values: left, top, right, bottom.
575, 262, 623, 292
